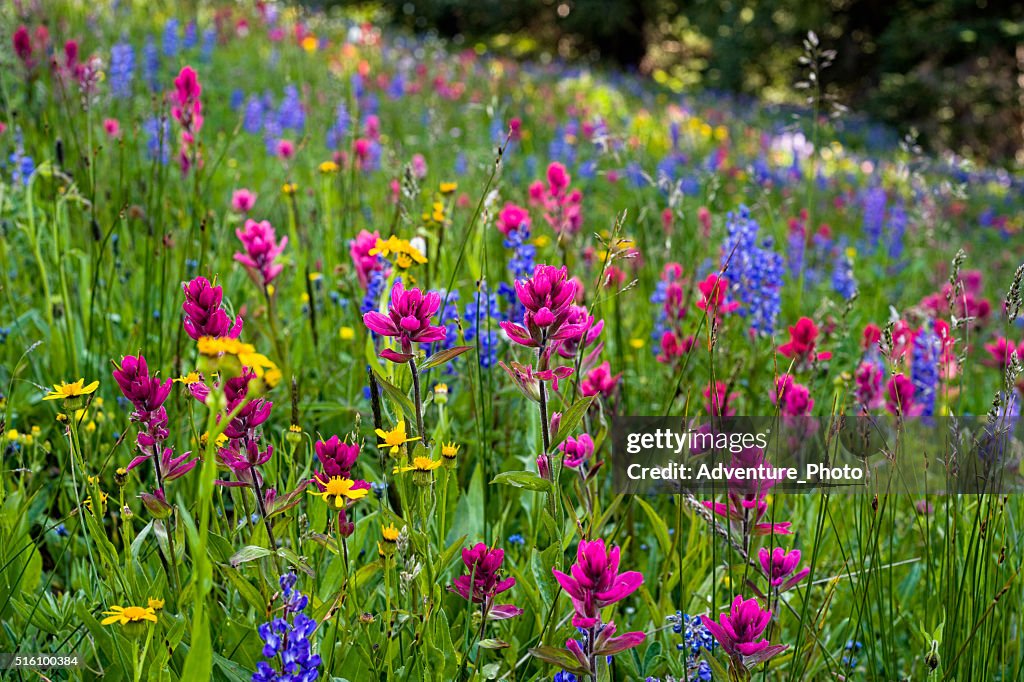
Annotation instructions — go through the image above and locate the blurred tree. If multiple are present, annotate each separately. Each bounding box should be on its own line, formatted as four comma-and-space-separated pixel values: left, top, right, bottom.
326, 0, 1023, 164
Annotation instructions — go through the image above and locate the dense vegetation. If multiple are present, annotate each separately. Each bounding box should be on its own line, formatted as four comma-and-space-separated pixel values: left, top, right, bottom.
0, 2, 1022, 681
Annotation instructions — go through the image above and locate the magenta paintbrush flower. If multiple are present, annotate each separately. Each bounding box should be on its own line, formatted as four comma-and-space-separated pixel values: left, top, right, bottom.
565, 621, 646, 673
552, 538, 644, 628
112, 354, 172, 414
314, 435, 360, 479
559, 433, 594, 469
703, 492, 792, 536
350, 229, 387, 288
704, 595, 788, 668
449, 543, 522, 620
758, 547, 810, 591
235, 219, 288, 287
778, 317, 832, 363
580, 361, 621, 398
362, 279, 446, 360
182, 276, 243, 340
230, 188, 257, 213
500, 264, 584, 348
171, 66, 203, 173
127, 446, 197, 482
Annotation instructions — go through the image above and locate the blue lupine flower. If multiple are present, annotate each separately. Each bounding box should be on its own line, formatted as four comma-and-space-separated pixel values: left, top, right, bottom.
454, 152, 468, 176
143, 36, 160, 91
360, 268, 388, 315
911, 326, 940, 418
553, 673, 577, 682
787, 229, 805, 280
253, 572, 321, 682
277, 85, 305, 132
386, 73, 405, 99
108, 42, 135, 99
842, 640, 863, 668
437, 290, 461, 352
183, 21, 197, 50
722, 206, 785, 335
887, 202, 907, 261
243, 95, 265, 134
832, 241, 857, 300
578, 159, 597, 180
862, 186, 887, 252
504, 226, 536, 280
201, 28, 217, 62
8, 130, 36, 186
326, 102, 350, 149
162, 19, 180, 58
465, 286, 502, 368
508, 534, 525, 545
625, 162, 646, 187
144, 117, 170, 164
666, 611, 716, 681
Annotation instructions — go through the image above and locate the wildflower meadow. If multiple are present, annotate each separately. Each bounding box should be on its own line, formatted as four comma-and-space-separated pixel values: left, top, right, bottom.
1, 2, 1023, 681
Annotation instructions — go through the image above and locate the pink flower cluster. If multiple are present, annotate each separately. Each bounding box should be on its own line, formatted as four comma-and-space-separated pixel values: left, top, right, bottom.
362, 280, 446, 361
449, 543, 523, 621
778, 317, 831, 365
112, 353, 197, 515
182, 276, 243, 340
528, 162, 583, 237
350, 229, 388, 287
704, 595, 788, 669
313, 436, 369, 537
235, 219, 288, 288
542, 539, 645, 676
170, 66, 203, 174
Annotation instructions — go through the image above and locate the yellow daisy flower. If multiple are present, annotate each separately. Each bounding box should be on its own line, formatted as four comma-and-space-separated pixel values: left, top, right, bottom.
147, 597, 165, 611
441, 442, 460, 461
375, 421, 420, 455
43, 379, 99, 401
101, 604, 158, 626
439, 181, 457, 195
307, 475, 369, 508
393, 456, 443, 474
319, 161, 339, 174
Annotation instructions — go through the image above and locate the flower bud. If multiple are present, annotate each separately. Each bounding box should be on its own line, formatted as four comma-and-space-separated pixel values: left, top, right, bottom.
140, 490, 173, 519
537, 454, 551, 479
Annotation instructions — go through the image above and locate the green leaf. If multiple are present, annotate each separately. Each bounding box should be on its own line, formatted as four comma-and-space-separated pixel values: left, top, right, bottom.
447, 463, 484, 545
276, 548, 315, 576
491, 470, 552, 492
371, 368, 417, 423
552, 395, 595, 448
229, 545, 274, 568
633, 497, 672, 557
531, 544, 562, 610
437, 535, 468, 573
528, 645, 585, 672
477, 638, 509, 649
419, 345, 473, 371
181, 612, 212, 680
218, 564, 266, 613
